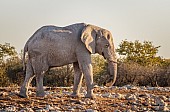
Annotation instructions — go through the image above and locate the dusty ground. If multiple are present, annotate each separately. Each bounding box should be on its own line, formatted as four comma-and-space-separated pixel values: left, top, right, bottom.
0, 86, 170, 111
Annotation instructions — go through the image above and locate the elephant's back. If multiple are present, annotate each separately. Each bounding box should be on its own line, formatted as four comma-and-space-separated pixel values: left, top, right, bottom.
26, 26, 62, 48
25, 26, 58, 48
26, 23, 86, 54
26, 23, 86, 44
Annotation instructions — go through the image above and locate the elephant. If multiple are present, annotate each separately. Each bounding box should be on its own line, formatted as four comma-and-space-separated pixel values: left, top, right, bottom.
19, 23, 117, 98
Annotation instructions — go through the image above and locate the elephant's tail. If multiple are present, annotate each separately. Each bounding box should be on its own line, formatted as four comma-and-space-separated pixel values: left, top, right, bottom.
23, 44, 28, 71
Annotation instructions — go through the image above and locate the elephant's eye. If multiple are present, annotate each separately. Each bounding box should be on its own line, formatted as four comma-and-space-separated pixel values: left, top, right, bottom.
105, 44, 109, 48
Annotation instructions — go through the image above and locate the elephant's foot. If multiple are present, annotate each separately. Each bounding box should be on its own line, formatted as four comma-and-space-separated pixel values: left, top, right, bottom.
36, 91, 45, 97
85, 93, 96, 99
18, 92, 28, 98
70, 93, 82, 98
19, 87, 28, 98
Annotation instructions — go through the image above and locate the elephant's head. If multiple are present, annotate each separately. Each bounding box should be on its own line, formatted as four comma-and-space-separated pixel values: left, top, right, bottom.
81, 24, 117, 86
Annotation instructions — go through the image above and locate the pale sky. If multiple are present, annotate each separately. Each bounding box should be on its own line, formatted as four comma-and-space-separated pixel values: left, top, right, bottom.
0, 0, 170, 58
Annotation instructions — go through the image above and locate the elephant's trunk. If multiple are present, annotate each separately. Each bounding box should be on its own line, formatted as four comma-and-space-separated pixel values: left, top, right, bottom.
106, 59, 117, 87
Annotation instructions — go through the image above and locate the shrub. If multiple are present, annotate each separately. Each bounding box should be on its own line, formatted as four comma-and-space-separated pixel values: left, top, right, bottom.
0, 68, 10, 86
44, 65, 74, 87
0, 42, 169, 87
115, 62, 170, 87
92, 55, 107, 86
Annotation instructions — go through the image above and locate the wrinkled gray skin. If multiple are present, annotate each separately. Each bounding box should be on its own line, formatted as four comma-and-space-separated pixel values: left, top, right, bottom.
19, 23, 117, 98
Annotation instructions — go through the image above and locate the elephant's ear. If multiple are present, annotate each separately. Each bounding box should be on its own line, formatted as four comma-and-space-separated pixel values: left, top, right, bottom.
81, 25, 96, 54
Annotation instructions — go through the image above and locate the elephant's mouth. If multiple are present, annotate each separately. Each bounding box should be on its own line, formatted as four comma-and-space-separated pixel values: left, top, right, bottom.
102, 52, 106, 59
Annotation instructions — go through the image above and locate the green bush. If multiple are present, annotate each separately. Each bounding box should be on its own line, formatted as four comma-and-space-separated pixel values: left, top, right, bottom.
116, 40, 164, 66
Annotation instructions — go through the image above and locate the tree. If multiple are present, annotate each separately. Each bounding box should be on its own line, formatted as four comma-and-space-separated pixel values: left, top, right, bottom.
115, 40, 170, 86
0, 43, 17, 63
116, 40, 163, 66
0, 43, 18, 86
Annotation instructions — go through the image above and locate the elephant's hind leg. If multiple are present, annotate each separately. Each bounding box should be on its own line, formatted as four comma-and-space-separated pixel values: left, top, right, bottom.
71, 62, 83, 97
31, 55, 49, 97
33, 63, 48, 97
19, 60, 34, 98
35, 71, 46, 97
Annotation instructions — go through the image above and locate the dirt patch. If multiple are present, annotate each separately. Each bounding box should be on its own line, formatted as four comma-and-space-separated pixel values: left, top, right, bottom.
0, 86, 170, 111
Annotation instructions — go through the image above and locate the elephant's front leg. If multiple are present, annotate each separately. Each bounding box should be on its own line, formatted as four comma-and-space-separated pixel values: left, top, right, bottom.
82, 63, 95, 98
71, 62, 83, 97
78, 56, 95, 98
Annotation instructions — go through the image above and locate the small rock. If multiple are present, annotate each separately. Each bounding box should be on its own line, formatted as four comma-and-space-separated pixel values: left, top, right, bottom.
2, 92, 8, 96
131, 101, 138, 105
79, 100, 86, 105
84, 99, 95, 104
118, 102, 126, 107
113, 93, 125, 99
45, 91, 51, 95
155, 97, 165, 106
168, 98, 170, 102
94, 85, 99, 88
95, 93, 101, 97
123, 85, 132, 89
5, 106, 16, 111
86, 109, 98, 112
126, 110, 133, 112
62, 91, 71, 95
26, 108, 34, 112
143, 100, 151, 106
147, 87, 154, 90
100, 86, 104, 89
131, 105, 138, 111
162, 88, 170, 92
45, 105, 55, 111
151, 101, 157, 106
110, 93, 116, 99
119, 86, 127, 90
28, 91, 32, 95
132, 86, 139, 91
126, 94, 137, 100
114, 109, 121, 112
140, 86, 146, 90
53, 106, 61, 110
20, 108, 34, 112
102, 93, 111, 98
152, 106, 159, 111
90, 100, 96, 104
157, 87, 163, 91
110, 103, 118, 107
110, 86, 118, 89
36, 108, 46, 112
68, 107, 75, 111
159, 106, 170, 111
159, 95, 167, 101
14, 90, 20, 93
139, 93, 150, 98
143, 107, 148, 111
